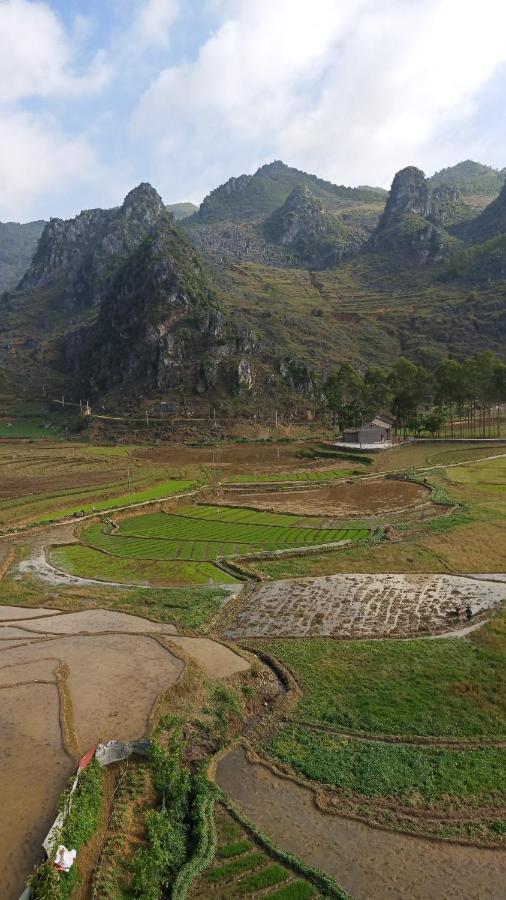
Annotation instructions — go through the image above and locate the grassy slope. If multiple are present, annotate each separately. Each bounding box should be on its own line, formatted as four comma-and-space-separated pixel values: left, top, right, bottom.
266, 725, 505, 806
255, 607, 506, 738
214, 256, 506, 372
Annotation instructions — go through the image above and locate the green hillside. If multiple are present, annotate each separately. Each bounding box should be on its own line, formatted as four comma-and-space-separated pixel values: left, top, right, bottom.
191, 160, 386, 224
429, 160, 505, 197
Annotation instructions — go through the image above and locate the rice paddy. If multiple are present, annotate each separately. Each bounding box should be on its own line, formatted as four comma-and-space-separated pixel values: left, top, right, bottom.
79, 506, 368, 564
224, 468, 355, 484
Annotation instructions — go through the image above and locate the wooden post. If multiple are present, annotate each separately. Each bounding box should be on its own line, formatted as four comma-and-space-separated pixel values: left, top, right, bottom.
146, 409, 149, 429
275, 409, 278, 429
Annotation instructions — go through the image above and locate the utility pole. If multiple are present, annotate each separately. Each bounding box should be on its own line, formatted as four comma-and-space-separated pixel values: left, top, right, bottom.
62, 394, 65, 408
213, 407, 217, 428
79, 399, 83, 413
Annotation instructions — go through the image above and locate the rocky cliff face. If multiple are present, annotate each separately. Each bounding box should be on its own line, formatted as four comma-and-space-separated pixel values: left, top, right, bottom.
262, 186, 354, 267
63, 215, 256, 398
378, 167, 431, 227
19, 183, 165, 310
371, 166, 455, 263
0, 220, 46, 294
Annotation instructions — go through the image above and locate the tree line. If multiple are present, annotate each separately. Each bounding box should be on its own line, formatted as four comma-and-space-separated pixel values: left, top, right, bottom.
324, 351, 506, 437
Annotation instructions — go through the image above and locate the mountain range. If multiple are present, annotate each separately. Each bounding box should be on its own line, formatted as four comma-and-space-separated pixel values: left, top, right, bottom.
0, 158, 505, 413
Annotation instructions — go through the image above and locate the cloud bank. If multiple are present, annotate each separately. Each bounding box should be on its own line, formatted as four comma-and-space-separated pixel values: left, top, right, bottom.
1, 0, 506, 219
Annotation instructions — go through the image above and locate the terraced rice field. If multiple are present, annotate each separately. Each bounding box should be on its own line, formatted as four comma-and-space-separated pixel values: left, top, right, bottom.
224, 468, 354, 484
80, 506, 368, 563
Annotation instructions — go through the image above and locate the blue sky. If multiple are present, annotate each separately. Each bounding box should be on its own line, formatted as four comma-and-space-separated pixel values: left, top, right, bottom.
1, 0, 506, 221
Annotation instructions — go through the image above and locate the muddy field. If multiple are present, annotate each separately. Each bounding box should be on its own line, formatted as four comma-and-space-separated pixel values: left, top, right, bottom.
135, 441, 319, 474
0, 447, 133, 501
223, 574, 506, 639
217, 748, 506, 900
0, 606, 249, 898
221, 477, 431, 518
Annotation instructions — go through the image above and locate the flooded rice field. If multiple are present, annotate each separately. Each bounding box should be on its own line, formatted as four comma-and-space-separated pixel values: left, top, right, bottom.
0, 607, 183, 898
224, 573, 506, 639
221, 477, 430, 517
217, 748, 506, 900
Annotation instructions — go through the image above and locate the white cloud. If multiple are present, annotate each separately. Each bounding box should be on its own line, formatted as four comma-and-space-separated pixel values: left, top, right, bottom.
131, 0, 506, 198
0, 0, 110, 102
0, 108, 99, 219
137, 0, 180, 47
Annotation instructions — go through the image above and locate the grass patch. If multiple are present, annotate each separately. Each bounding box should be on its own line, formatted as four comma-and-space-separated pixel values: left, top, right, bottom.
38, 479, 195, 524
257, 619, 506, 737
50, 544, 238, 587
218, 839, 252, 858
266, 725, 506, 805
205, 852, 267, 882
0, 417, 63, 438
237, 863, 289, 893
268, 883, 316, 899
297, 446, 373, 465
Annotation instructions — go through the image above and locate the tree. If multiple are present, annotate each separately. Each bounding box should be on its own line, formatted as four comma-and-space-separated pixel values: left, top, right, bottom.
435, 359, 466, 437
325, 364, 365, 430
388, 358, 434, 433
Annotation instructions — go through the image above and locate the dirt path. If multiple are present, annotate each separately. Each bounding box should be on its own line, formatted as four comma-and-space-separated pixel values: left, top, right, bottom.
217, 748, 506, 900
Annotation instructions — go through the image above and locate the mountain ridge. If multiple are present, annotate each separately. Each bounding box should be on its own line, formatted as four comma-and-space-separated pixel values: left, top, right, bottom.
1, 158, 506, 410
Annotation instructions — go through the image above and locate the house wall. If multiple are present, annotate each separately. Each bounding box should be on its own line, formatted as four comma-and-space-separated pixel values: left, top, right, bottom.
358, 425, 388, 443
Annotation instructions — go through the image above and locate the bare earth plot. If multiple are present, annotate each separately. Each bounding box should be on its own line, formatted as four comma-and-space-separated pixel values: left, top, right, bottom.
223, 573, 506, 639
219, 477, 431, 518
0, 606, 249, 898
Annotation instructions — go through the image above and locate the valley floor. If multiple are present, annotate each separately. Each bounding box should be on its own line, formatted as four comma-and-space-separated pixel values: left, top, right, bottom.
0, 434, 505, 899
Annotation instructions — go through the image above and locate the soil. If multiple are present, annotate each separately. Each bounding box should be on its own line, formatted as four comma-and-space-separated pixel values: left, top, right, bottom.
220, 478, 430, 517
135, 441, 316, 474
216, 748, 506, 900
0, 605, 255, 896
223, 574, 506, 639
0, 610, 183, 899
166, 636, 250, 678
0, 681, 73, 900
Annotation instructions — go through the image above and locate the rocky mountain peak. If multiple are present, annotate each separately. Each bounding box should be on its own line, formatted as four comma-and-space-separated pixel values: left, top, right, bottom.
64, 216, 256, 397
262, 186, 350, 268
378, 166, 430, 230
265, 186, 326, 240
17, 183, 166, 309
371, 166, 455, 264
121, 182, 165, 217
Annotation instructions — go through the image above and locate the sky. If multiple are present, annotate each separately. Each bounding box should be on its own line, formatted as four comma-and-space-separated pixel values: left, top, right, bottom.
1, 0, 506, 221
